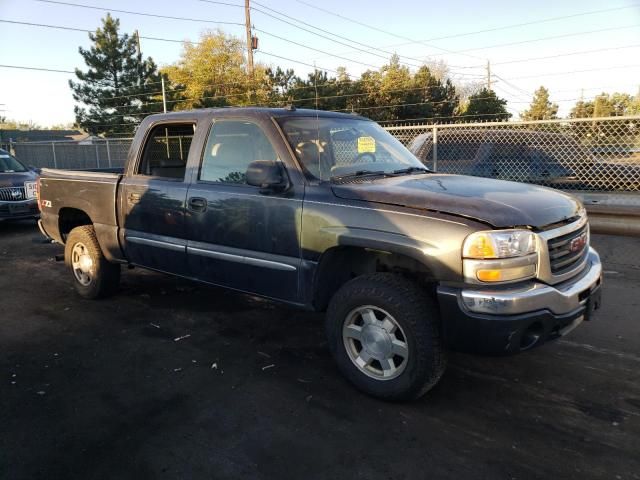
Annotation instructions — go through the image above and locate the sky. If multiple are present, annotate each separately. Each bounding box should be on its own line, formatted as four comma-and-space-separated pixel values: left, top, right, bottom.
0, 0, 639, 127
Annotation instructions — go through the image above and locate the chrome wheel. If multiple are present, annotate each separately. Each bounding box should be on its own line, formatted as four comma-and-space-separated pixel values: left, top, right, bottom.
71, 242, 93, 286
342, 305, 409, 381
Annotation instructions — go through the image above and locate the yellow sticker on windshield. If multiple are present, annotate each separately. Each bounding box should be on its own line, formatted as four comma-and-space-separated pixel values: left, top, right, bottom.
357, 136, 376, 153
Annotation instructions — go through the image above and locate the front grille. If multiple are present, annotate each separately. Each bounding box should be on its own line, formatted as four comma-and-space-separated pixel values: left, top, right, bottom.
547, 224, 589, 274
0, 186, 27, 201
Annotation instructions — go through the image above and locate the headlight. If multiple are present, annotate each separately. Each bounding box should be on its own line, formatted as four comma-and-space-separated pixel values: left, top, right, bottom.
463, 230, 537, 259
463, 230, 538, 283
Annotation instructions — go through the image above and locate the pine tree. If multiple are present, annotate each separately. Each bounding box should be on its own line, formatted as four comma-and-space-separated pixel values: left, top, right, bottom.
463, 88, 511, 122
521, 86, 558, 120
69, 14, 162, 136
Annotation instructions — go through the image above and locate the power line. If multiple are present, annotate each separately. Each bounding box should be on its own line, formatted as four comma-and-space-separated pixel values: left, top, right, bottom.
3, 15, 483, 93
508, 63, 640, 80
0, 64, 74, 74
248, 2, 479, 72
468, 43, 640, 67
378, 3, 640, 48
293, 0, 484, 61
250, 2, 425, 68
0, 63, 166, 99
35, 0, 245, 26
195, 0, 243, 7
255, 29, 399, 71
428, 24, 640, 57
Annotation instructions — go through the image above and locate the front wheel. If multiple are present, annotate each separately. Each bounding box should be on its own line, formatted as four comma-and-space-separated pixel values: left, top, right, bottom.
64, 225, 120, 299
325, 273, 446, 401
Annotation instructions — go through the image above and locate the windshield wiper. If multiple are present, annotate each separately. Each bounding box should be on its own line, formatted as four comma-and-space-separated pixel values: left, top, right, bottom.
330, 170, 387, 181
392, 166, 430, 175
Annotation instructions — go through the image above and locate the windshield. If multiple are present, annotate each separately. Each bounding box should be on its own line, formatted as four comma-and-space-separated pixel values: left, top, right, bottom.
0, 151, 28, 173
277, 116, 427, 181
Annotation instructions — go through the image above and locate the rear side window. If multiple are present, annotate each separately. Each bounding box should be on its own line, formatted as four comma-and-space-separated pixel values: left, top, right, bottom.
138, 123, 196, 179
199, 120, 278, 184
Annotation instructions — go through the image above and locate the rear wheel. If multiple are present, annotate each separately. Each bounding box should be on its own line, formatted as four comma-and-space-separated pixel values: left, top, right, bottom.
326, 273, 446, 401
65, 225, 120, 299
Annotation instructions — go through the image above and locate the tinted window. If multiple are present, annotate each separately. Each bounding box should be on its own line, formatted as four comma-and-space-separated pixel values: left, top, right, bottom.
138, 123, 195, 179
200, 121, 278, 184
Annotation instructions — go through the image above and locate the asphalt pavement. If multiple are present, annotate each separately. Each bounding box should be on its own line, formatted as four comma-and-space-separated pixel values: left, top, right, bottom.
1, 219, 639, 480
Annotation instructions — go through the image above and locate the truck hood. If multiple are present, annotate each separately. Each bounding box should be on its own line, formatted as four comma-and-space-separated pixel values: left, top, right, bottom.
331, 174, 582, 229
0, 171, 37, 188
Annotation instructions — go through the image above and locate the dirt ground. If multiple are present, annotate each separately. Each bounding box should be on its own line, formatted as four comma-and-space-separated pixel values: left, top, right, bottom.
1, 219, 639, 480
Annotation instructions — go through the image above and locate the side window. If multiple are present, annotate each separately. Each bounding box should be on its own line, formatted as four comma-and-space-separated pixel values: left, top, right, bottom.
200, 120, 278, 184
138, 123, 196, 179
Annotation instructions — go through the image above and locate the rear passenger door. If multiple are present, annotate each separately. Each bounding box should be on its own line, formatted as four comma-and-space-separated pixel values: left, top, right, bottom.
119, 122, 196, 276
185, 118, 302, 302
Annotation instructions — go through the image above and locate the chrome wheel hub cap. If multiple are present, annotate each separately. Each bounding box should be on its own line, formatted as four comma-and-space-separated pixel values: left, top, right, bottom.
343, 306, 409, 381
71, 242, 93, 286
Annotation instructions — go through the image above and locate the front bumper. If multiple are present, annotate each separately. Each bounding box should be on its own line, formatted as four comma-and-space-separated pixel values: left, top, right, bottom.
0, 199, 39, 221
438, 247, 602, 354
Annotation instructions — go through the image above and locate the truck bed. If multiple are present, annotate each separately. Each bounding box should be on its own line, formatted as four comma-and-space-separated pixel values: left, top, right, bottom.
38, 168, 124, 259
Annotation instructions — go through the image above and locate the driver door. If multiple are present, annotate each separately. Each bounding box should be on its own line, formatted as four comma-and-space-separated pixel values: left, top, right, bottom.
185, 118, 302, 301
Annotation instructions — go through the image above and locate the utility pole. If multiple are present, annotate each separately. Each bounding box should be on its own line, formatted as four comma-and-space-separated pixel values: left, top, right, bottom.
161, 77, 167, 113
134, 30, 142, 87
245, 0, 254, 77
134, 30, 141, 56
486, 60, 491, 91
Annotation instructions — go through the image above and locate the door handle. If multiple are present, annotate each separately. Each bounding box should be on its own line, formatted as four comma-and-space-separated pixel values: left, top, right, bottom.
127, 193, 141, 204
188, 197, 207, 212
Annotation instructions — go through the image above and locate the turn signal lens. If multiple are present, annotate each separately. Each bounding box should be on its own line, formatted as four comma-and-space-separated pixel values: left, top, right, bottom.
474, 264, 537, 283
477, 269, 502, 282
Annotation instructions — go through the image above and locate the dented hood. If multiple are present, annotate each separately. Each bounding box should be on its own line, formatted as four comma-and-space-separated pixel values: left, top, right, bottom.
331, 174, 583, 229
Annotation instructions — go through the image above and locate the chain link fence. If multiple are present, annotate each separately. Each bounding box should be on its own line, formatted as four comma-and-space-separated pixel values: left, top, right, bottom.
4, 116, 640, 197
385, 116, 640, 193
3, 138, 133, 170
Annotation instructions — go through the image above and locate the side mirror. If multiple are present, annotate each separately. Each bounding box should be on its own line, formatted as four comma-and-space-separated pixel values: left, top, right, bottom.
246, 160, 288, 192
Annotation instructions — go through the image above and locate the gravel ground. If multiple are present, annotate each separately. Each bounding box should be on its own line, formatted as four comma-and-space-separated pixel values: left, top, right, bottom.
1, 219, 639, 480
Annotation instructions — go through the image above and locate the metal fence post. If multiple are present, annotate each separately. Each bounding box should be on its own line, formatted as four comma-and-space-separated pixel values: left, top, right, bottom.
106, 140, 112, 167
51, 142, 57, 168
432, 125, 438, 172
95, 143, 100, 169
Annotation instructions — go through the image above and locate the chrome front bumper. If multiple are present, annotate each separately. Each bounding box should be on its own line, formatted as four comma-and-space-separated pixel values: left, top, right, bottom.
456, 247, 602, 316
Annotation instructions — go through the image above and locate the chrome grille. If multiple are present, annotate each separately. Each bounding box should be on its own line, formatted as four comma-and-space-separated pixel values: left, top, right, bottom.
0, 187, 27, 201
547, 224, 589, 275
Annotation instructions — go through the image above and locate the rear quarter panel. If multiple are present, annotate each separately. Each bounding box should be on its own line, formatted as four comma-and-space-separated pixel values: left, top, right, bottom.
39, 170, 122, 258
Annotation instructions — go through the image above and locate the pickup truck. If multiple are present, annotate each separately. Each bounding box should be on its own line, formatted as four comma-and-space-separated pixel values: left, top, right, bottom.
38, 108, 603, 400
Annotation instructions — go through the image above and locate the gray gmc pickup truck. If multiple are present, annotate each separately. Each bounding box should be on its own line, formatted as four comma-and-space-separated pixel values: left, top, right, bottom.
38, 108, 602, 400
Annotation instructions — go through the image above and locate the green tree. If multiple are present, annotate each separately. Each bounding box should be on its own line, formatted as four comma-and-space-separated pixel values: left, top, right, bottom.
570, 92, 635, 119
569, 99, 594, 119
520, 86, 558, 120
69, 14, 162, 136
463, 88, 511, 121
163, 30, 271, 110
628, 89, 640, 115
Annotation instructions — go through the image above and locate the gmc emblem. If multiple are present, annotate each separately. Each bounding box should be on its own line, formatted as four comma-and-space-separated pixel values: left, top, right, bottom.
569, 232, 587, 253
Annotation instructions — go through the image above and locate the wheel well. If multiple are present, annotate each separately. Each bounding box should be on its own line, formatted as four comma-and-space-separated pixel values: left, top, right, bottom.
313, 246, 436, 311
58, 208, 92, 241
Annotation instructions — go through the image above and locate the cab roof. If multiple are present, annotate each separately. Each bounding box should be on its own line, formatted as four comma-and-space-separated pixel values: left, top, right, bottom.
144, 107, 369, 122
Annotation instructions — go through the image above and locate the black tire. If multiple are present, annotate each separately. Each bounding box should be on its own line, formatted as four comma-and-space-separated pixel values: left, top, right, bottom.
325, 273, 446, 401
64, 225, 120, 299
